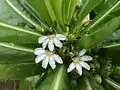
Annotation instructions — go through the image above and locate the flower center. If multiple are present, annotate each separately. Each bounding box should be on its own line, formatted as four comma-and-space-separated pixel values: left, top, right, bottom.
48, 35, 55, 39
46, 51, 54, 56
72, 57, 80, 63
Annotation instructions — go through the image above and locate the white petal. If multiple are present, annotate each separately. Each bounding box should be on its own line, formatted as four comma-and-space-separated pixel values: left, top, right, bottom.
67, 62, 75, 73
35, 54, 46, 63
80, 61, 90, 70
42, 39, 49, 49
38, 36, 48, 44
53, 54, 63, 64
76, 64, 82, 76
53, 38, 62, 48
56, 34, 66, 41
42, 56, 49, 69
79, 49, 87, 56
48, 39, 54, 51
80, 55, 93, 61
34, 48, 45, 55
49, 57, 56, 69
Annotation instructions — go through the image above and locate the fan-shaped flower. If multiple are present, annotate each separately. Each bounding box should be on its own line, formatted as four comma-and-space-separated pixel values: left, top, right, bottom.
38, 34, 66, 51
34, 48, 63, 69
67, 49, 93, 76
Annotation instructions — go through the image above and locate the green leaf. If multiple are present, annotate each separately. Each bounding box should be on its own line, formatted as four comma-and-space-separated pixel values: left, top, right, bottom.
0, 21, 40, 43
0, 63, 43, 79
76, 16, 120, 49
78, 76, 105, 90
0, 42, 34, 54
94, 0, 119, 15
86, 0, 120, 33
26, 0, 52, 25
19, 75, 41, 90
5, 0, 41, 30
88, 76, 105, 90
78, 76, 92, 90
100, 29, 120, 48
49, 0, 63, 25
0, 0, 24, 25
44, 0, 56, 22
44, 0, 64, 33
72, 0, 102, 31
0, 55, 34, 64
63, 0, 78, 24
104, 77, 120, 90
0, 42, 34, 64
105, 49, 120, 65
19, 0, 50, 31
37, 65, 71, 90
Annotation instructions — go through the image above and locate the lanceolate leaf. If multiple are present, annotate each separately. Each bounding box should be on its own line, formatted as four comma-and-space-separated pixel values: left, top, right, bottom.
49, 0, 63, 25
63, 0, 78, 24
19, 0, 50, 31
44, 0, 64, 33
76, 16, 120, 49
0, 21, 40, 43
86, 0, 120, 33
44, 0, 56, 22
0, 63, 43, 79
0, 0, 24, 25
26, 0, 52, 25
0, 42, 34, 63
5, 0, 41, 30
71, 0, 102, 32
104, 77, 120, 90
37, 65, 70, 90
94, 0, 119, 15
0, 42, 34, 55
100, 29, 120, 48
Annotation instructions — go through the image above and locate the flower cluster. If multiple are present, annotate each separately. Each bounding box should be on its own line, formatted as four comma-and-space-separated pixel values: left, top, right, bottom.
35, 34, 66, 69
35, 34, 93, 76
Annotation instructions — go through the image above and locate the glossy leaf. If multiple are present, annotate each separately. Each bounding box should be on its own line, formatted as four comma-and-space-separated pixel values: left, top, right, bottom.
76, 16, 120, 49
0, 63, 43, 79
86, 0, 120, 33
100, 29, 120, 48
0, 21, 40, 43
0, 42, 34, 64
5, 0, 41, 30
26, 0, 52, 25
50, 0, 63, 25
0, 0, 24, 25
63, 0, 78, 24
72, 0, 102, 31
104, 77, 120, 90
37, 65, 71, 90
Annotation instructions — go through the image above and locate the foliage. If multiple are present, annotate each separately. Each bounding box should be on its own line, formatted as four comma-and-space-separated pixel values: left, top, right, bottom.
0, 0, 120, 90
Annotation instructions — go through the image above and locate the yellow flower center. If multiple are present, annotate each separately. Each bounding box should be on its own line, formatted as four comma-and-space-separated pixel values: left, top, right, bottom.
46, 51, 54, 56
48, 35, 55, 39
73, 57, 80, 63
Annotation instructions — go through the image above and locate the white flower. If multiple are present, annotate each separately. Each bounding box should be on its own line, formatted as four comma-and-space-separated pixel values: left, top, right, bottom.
34, 48, 63, 69
67, 49, 93, 76
38, 34, 66, 51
